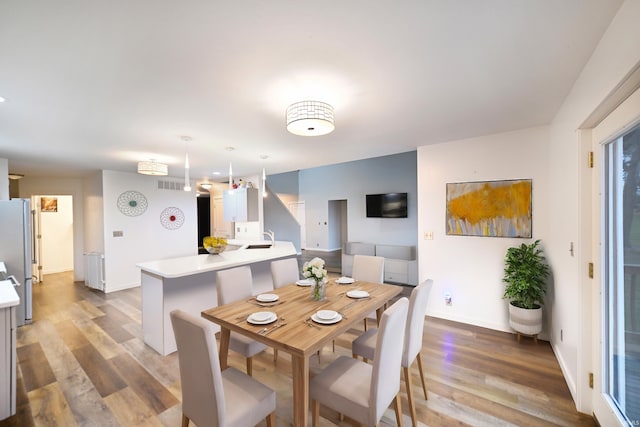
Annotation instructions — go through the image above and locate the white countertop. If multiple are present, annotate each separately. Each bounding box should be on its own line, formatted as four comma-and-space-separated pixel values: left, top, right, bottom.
0, 279, 20, 309
137, 241, 297, 279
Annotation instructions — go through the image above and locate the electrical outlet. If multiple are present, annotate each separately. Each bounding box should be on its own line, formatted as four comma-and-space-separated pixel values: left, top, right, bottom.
444, 292, 452, 306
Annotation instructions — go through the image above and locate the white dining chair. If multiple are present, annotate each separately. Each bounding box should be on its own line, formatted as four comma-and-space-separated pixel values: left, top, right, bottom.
216, 266, 268, 376
352, 254, 385, 330
170, 310, 276, 427
269, 257, 300, 363
352, 278, 434, 426
310, 297, 409, 427
270, 257, 300, 289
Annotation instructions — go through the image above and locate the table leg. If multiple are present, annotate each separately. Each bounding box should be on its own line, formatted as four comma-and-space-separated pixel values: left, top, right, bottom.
219, 327, 230, 370
376, 307, 384, 325
291, 354, 309, 426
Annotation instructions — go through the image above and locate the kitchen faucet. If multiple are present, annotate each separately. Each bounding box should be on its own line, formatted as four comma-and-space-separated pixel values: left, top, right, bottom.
262, 230, 275, 247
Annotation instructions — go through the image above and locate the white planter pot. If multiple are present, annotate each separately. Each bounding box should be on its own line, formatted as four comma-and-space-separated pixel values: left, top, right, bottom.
508, 302, 542, 337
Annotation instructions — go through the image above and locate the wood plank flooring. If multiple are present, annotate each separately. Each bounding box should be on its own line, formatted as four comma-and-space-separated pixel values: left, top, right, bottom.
0, 271, 595, 426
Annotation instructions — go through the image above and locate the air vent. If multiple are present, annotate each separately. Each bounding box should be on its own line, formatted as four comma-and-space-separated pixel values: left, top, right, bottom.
157, 180, 187, 191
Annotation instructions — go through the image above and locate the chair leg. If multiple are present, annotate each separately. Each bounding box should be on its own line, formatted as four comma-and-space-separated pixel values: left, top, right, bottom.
416, 351, 428, 400
403, 366, 417, 427
181, 414, 189, 427
273, 348, 278, 364
332, 339, 335, 352
266, 411, 276, 427
317, 350, 321, 363
246, 357, 253, 376
312, 399, 320, 427
393, 393, 403, 427
364, 318, 368, 331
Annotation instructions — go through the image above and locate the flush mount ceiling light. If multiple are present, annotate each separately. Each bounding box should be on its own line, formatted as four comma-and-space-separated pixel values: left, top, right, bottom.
137, 159, 168, 176
200, 182, 212, 190
286, 100, 334, 136
8, 173, 24, 180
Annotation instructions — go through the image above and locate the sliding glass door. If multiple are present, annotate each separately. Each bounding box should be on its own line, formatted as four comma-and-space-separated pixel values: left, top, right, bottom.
602, 125, 640, 425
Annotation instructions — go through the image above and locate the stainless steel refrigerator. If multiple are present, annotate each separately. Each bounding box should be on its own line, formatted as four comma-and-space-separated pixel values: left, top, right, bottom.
0, 199, 34, 326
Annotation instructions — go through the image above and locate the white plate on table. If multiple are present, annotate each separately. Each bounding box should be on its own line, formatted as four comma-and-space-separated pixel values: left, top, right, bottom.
311, 312, 342, 325
296, 279, 313, 287
316, 310, 338, 320
256, 293, 279, 303
336, 277, 355, 284
347, 290, 370, 299
247, 311, 277, 325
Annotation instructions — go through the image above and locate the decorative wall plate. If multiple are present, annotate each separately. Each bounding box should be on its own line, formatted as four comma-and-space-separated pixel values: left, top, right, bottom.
117, 190, 148, 216
160, 206, 185, 230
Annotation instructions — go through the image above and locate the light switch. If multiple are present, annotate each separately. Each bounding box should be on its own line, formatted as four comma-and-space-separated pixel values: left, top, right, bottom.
113, 230, 123, 237
424, 231, 433, 240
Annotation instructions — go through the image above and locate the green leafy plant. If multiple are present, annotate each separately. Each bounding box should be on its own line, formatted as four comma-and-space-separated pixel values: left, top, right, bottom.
502, 239, 550, 309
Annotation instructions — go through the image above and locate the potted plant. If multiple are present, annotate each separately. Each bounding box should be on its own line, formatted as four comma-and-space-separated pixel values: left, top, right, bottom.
502, 239, 550, 341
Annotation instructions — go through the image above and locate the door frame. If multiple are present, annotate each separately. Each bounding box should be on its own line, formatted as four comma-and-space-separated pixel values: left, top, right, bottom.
588, 86, 640, 426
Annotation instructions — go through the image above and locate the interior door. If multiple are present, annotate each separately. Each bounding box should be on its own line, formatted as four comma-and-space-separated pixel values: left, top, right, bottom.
212, 196, 232, 238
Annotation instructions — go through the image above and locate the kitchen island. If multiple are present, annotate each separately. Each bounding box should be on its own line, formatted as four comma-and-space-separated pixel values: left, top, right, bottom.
137, 241, 297, 355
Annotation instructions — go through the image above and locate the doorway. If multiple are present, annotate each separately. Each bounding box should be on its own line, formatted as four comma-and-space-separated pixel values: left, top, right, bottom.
31, 194, 74, 282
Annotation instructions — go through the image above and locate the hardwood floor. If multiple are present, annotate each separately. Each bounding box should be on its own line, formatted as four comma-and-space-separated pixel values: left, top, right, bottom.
0, 271, 595, 426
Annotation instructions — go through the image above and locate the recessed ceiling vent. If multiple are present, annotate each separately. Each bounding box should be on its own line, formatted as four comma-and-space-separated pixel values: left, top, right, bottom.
157, 180, 187, 191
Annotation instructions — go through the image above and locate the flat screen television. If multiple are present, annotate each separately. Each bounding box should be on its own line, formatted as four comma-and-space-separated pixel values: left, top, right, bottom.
366, 193, 408, 218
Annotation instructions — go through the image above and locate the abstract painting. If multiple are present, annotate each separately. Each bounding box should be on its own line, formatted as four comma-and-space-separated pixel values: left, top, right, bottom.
446, 179, 532, 238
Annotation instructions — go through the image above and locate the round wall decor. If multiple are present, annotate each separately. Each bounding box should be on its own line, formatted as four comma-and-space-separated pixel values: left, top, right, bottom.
117, 190, 148, 216
160, 206, 185, 230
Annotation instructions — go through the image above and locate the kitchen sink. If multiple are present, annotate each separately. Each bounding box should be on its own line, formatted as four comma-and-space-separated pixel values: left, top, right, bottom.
245, 244, 272, 249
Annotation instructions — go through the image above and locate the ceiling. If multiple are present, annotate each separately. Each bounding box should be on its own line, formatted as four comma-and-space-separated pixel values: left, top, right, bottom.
0, 1, 623, 184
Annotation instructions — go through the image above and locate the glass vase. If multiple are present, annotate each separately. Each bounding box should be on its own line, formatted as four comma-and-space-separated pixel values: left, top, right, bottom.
310, 279, 326, 301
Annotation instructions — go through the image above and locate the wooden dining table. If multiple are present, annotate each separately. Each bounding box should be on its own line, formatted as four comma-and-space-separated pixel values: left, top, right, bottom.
201, 279, 403, 426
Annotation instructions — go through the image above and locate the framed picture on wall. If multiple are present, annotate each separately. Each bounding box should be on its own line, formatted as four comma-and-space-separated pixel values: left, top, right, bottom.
41, 196, 58, 212
446, 179, 532, 238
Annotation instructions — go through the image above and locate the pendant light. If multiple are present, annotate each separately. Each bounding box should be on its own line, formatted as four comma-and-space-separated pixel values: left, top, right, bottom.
182, 136, 192, 191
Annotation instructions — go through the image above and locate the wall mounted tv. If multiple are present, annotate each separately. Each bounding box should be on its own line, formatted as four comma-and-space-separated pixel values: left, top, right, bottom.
366, 193, 408, 218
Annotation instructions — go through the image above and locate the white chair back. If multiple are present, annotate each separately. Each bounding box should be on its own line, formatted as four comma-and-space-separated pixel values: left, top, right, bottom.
216, 266, 252, 305
170, 310, 226, 426
370, 297, 409, 422
270, 258, 300, 289
403, 279, 433, 367
352, 254, 384, 283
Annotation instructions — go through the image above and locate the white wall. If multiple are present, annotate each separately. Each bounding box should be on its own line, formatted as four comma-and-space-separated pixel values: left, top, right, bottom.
83, 172, 104, 254
547, 0, 640, 412
417, 126, 550, 334
102, 170, 198, 292
299, 151, 418, 250
39, 195, 73, 274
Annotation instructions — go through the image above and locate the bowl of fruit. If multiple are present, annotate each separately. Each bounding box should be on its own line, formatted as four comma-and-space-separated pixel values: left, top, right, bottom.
203, 236, 228, 255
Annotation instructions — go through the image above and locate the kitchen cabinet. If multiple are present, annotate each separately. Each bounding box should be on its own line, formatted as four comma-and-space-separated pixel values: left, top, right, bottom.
223, 188, 259, 222
0, 280, 18, 421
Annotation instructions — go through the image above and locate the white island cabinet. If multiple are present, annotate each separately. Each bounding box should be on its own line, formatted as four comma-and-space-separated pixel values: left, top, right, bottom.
137, 241, 297, 355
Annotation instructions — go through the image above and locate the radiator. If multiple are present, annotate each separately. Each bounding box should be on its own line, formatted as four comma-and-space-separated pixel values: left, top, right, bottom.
84, 252, 105, 291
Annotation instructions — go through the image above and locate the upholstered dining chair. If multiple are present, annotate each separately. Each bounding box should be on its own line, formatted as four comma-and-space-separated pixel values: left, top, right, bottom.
352, 278, 434, 426
269, 257, 300, 363
270, 257, 300, 289
310, 297, 409, 427
170, 310, 276, 427
351, 254, 385, 330
216, 266, 268, 376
